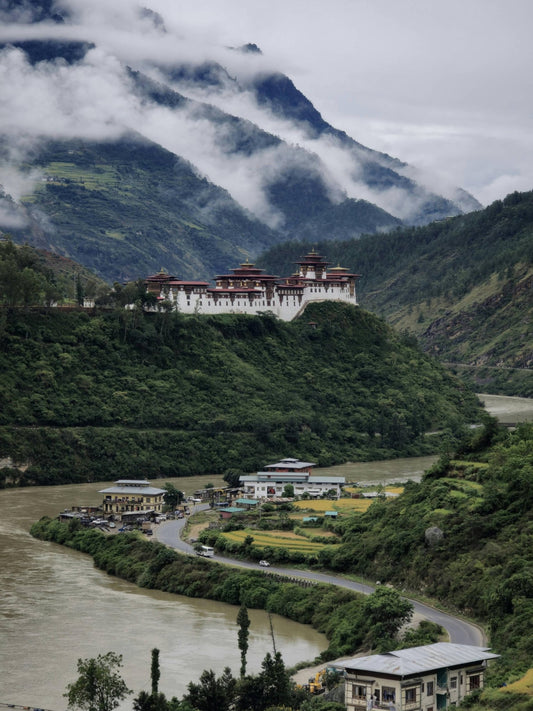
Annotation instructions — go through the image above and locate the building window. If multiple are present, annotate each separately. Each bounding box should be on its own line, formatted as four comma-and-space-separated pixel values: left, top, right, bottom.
450, 677, 457, 689
427, 681, 434, 696
352, 685, 367, 699
405, 687, 417, 704
382, 686, 395, 702
468, 675, 481, 690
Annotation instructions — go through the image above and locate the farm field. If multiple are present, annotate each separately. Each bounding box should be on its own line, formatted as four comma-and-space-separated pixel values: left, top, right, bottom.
221, 529, 339, 554
291, 486, 404, 514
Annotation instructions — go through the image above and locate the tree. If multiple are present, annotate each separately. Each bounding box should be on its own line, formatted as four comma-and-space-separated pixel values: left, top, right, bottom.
223, 469, 242, 488
282, 483, 294, 498
237, 603, 250, 677
65, 652, 131, 711
163, 483, 184, 511
184, 667, 236, 711
363, 587, 413, 650
151, 648, 161, 695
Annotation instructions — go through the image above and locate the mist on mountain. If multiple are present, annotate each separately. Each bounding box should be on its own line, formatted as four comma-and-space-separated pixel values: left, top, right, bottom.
0, 0, 481, 281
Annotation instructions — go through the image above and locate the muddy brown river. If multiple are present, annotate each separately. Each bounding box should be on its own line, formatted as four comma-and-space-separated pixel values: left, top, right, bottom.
0, 394, 530, 709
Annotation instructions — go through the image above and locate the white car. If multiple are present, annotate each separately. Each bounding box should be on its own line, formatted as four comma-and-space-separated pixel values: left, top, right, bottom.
259, 560, 270, 567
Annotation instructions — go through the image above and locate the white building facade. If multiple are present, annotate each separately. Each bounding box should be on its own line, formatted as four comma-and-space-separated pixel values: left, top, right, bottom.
145, 251, 359, 322
341, 643, 499, 711
239, 458, 345, 499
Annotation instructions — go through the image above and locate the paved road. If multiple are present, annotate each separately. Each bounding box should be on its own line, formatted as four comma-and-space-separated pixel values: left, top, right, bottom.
155, 518, 484, 647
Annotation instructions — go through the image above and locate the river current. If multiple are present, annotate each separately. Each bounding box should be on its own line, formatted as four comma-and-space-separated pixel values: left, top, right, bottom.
0, 393, 531, 709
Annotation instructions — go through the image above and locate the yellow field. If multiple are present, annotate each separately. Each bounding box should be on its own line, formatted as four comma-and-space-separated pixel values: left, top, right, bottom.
292, 498, 373, 513
221, 529, 337, 553
500, 668, 533, 695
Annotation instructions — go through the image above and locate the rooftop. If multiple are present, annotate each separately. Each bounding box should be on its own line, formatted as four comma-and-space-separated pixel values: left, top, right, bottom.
341, 643, 499, 678
265, 458, 316, 470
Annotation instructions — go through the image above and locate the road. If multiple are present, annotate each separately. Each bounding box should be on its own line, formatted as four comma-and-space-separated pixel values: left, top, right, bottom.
155, 516, 485, 647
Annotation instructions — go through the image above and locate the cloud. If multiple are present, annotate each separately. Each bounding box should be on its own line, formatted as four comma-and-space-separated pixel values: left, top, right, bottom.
0, 0, 531, 229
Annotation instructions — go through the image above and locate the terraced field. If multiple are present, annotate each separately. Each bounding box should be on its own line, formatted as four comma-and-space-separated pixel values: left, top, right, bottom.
221, 529, 338, 554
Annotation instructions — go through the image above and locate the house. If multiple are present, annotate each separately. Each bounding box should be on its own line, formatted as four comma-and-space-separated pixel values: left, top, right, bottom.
218, 506, 246, 519
144, 250, 360, 322
239, 458, 345, 499
340, 643, 499, 711
99, 479, 166, 521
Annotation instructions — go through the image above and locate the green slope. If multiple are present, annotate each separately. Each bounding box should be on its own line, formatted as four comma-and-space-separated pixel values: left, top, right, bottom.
327, 422, 533, 680
14, 137, 279, 283
0, 302, 480, 486
258, 190, 533, 396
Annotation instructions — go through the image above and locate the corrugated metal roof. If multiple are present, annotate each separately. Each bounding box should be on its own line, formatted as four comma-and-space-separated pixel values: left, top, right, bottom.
99, 486, 166, 496
342, 644, 499, 677
308, 476, 345, 484
265, 459, 315, 470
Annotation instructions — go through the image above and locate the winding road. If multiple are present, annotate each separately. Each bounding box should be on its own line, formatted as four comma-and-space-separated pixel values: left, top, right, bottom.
155, 513, 485, 647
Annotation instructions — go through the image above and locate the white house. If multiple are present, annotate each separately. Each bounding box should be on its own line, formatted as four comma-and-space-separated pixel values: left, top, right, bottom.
239, 457, 345, 499
144, 250, 359, 322
340, 643, 499, 711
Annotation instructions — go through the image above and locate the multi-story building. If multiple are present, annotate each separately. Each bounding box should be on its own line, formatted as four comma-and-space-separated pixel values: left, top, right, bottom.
99, 479, 166, 521
341, 643, 499, 711
239, 457, 345, 499
144, 250, 359, 321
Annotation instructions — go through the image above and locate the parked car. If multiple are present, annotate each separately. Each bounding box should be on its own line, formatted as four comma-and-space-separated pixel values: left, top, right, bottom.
259, 560, 270, 567
108, 522, 116, 528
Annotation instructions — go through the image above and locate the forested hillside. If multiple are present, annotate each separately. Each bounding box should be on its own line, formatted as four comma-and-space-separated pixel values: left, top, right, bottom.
0, 302, 480, 487
317, 423, 533, 691
258, 190, 533, 396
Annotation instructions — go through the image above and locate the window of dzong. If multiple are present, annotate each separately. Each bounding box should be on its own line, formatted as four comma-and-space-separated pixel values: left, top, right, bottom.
427, 681, 434, 696
450, 677, 457, 689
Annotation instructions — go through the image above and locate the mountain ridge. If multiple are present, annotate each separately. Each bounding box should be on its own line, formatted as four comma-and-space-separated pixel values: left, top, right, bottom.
257, 190, 533, 396
0, 0, 481, 282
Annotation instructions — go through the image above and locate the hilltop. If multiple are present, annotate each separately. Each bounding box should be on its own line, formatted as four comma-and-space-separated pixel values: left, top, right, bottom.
0, 302, 480, 487
258, 190, 533, 396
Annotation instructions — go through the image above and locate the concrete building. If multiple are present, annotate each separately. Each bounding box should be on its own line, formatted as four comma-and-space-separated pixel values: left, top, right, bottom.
144, 250, 359, 321
239, 458, 345, 499
340, 643, 499, 711
99, 479, 166, 521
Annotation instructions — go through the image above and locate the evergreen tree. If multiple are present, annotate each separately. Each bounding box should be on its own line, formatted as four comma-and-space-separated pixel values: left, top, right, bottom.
237, 603, 250, 677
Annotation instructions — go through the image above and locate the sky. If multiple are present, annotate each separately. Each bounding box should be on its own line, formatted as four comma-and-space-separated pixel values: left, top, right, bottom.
146, 0, 533, 206
0, 0, 532, 214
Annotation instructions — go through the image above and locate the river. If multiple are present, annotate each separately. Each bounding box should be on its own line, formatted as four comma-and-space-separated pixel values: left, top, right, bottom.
0, 394, 530, 709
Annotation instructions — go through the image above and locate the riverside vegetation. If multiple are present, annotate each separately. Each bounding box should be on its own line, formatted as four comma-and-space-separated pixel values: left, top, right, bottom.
32, 421, 533, 710
0, 289, 480, 487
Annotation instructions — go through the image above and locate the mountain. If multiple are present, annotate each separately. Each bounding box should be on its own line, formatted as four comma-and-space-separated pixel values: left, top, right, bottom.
257, 190, 533, 396
0, 0, 480, 283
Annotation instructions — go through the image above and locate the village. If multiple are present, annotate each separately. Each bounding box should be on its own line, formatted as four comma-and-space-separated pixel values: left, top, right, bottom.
55, 456, 500, 711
